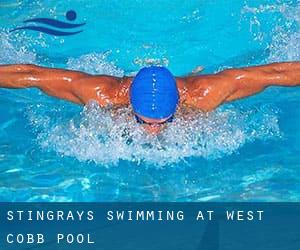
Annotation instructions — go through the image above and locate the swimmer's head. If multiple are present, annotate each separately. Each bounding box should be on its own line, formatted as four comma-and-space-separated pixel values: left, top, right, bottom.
129, 66, 179, 130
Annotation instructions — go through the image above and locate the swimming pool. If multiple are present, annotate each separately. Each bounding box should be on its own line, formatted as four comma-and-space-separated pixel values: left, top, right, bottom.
0, 0, 299, 201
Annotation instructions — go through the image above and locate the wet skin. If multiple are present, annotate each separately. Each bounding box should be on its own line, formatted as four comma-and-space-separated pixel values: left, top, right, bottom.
0, 62, 300, 133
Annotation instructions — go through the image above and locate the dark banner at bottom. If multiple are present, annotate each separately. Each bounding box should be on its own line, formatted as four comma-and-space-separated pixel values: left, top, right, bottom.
0, 203, 299, 250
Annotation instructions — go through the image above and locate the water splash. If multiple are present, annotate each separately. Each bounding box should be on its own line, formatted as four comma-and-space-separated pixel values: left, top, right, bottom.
242, 3, 288, 15
133, 57, 169, 67
26, 101, 281, 167
67, 51, 124, 76
242, 2, 300, 62
0, 31, 36, 64
268, 4, 300, 62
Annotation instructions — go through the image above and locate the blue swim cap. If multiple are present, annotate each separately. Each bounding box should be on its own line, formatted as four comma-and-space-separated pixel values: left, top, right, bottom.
130, 66, 179, 120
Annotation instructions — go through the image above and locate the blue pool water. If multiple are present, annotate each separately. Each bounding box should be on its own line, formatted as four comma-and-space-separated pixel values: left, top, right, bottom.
0, 0, 299, 201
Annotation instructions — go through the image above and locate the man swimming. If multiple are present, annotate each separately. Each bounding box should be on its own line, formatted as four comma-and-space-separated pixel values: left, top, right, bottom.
0, 62, 300, 134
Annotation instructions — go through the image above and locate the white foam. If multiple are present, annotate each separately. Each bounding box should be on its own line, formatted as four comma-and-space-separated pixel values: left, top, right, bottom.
26, 101, 281, 167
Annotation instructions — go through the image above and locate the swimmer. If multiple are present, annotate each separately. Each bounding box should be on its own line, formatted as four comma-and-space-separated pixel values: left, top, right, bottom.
0, 62, 300, 134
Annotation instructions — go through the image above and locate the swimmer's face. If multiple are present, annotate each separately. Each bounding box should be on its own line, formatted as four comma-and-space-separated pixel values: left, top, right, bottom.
135, 114, 171, 135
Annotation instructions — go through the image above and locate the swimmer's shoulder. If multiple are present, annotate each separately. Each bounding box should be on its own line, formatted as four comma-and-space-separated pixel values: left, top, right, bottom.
176, 75, 212, 106
72, 75, 132, 106
176, 73, 237, 112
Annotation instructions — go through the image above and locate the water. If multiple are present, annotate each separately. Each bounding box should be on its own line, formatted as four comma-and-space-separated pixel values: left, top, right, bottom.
0, 0, 299, 201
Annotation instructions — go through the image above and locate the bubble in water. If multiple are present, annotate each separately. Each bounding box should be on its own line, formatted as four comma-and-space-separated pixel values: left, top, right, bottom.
26, 101, 281, 167
181, 8, 201, 23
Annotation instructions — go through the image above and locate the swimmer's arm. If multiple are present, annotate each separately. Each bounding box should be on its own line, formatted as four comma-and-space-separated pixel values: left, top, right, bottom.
182, 62, 300, 111
0, 64, 129, 105
224, 62, 300, 101
0, 64, 89, 103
